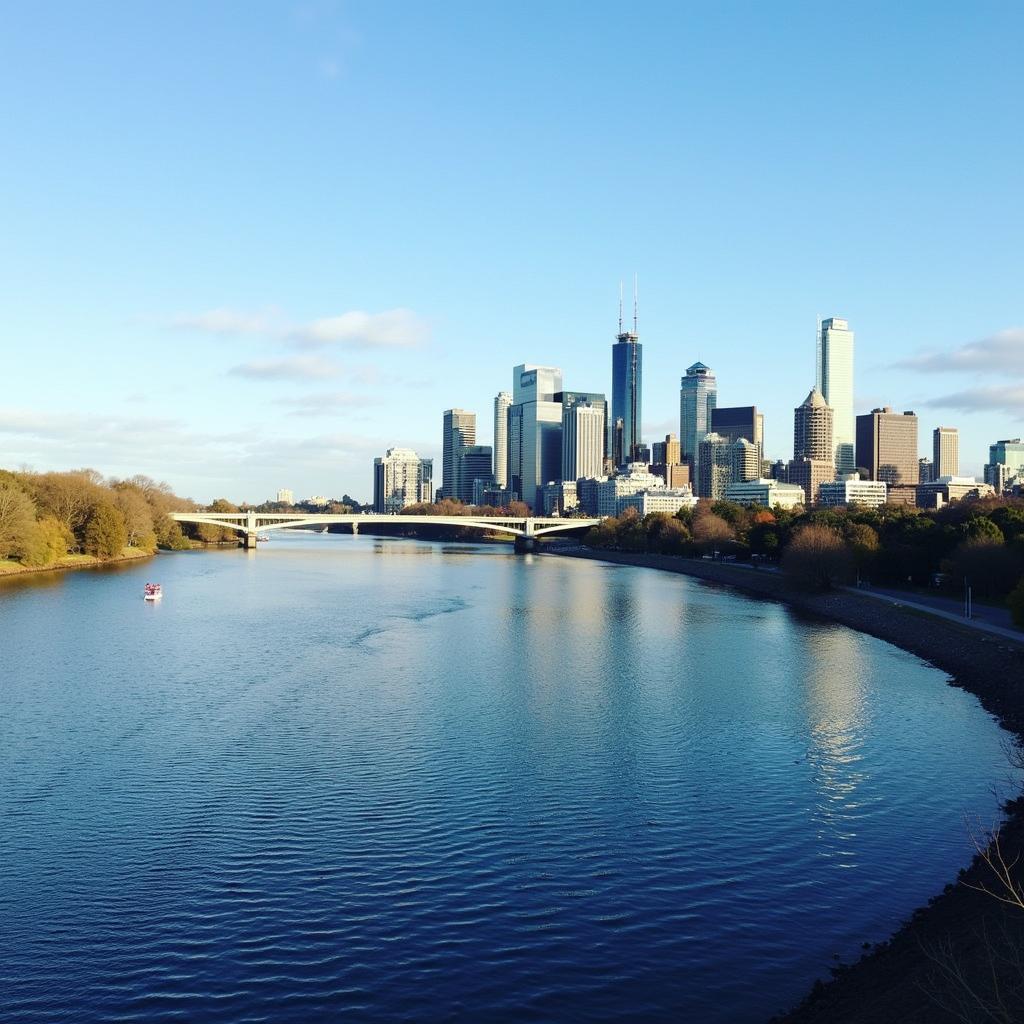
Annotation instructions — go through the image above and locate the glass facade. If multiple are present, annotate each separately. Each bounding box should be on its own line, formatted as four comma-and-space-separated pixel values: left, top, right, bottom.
680, 362, 717, 475
611, 333, 642, 465
816, 318, 855, 473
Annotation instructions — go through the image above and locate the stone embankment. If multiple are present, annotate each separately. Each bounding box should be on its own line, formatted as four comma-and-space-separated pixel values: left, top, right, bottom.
551, 546, 1024, 1024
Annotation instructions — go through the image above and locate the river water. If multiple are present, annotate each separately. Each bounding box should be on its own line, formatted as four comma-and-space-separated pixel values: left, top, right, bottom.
0, 535, 1014, 1022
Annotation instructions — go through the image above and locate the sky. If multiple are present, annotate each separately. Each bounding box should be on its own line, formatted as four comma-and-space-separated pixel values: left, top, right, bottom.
1, 0, 1021, 503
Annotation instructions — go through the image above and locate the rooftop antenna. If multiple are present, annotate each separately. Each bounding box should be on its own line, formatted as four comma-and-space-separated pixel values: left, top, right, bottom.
618, 280, 624, 334
633, 273, 638, 335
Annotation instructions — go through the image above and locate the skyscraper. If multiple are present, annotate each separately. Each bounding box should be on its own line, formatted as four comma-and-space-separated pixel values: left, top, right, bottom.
932, 426, 959, 478
508, 364, 563, 511
697, 432, 732, 499
816, 317, 855, 473
984, 439, 1024, 493
793, 388, 834, 462
731, 438, 760, 484
711, 406, 764, 459
493, 391, 511, 487
455, 445, 493, 503
373, 448, 433, 512
561, 402, 605, 481
679, 362, 717, 474
555, 390, 608, 466
611, 281, 642, 465
442, 409, 476, 500
856, 407, 919, 485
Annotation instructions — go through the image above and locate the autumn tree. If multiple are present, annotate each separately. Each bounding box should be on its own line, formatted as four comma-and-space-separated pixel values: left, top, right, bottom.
781, 524, 854, 591
0, 482, 38, 559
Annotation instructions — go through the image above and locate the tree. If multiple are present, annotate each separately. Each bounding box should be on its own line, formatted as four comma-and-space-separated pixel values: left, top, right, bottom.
84, 503, 128, 559
945, 538, 1023, 599
844, 521, 880, 574
113, 487, 156, 549
18, 517, 73, 567
692, 510, 735, 553
781, 524, 854, 591
0, 482, 37, 559
962, 516, 1004, 544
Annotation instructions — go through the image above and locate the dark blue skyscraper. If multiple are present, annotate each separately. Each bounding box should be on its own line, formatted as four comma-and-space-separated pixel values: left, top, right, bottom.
611, 279, 642, 466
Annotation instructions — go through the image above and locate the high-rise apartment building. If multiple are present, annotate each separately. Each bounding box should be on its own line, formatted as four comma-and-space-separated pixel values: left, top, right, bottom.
932, 427, 959, 478
712, 406, 764, 458
731, 438, 761, 484
793, 388, 834, 463
856, 407, 919, 485
561, 401, 605, 482
556, 390, 608, 466
508, 364, 563, 511
697, 432, 732, 499
442, 409, 476, 500
611, 292, 642, 464
680, 362, 717, 474
816, 317, 855, 473
373, 448, 433, 513
493, 391, 511, 487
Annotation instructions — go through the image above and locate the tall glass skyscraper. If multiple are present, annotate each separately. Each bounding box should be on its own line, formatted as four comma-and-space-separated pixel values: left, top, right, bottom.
816, 317, 855, 473
679, 362, 717, 475
611, 306, 642, 466
442, 408, 475, 500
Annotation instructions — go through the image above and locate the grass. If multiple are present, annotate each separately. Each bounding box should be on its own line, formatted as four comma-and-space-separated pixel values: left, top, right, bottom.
0, 547, 153, 576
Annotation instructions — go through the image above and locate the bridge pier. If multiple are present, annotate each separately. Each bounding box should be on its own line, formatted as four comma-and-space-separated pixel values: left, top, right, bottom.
513, 536, 536, 553
242, 531, 257, 550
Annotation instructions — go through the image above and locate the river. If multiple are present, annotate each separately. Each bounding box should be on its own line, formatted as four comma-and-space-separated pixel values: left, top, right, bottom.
0, 534, 1014, 1022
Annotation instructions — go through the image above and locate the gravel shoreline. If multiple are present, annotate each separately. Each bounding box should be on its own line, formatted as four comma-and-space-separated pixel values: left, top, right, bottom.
549, 546, 1024, 1023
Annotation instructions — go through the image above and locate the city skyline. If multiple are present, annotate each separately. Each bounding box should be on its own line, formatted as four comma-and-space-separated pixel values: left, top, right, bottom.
1, 4, 1021, 501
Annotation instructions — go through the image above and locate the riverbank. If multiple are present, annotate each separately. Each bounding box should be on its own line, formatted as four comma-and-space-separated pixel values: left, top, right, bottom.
550, 546, 1024, 1023
0, 546, 154, 578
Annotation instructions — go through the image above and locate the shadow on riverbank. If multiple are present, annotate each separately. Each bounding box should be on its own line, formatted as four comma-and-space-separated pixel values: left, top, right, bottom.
549, 546, 1024, 1024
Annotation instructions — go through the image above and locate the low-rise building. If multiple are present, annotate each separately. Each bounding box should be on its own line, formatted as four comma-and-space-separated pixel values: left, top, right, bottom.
594, 463, 666, 517
618, 488, 698, 516
724, 478, 805, 509
541, 480, 579, 516
818, 473, 888, 508
916, 476, 995, 508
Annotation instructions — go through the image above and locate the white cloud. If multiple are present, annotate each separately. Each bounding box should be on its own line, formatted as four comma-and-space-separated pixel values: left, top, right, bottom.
274, 391, 375, 416
171, 308, 284, 336
924, 384, 1024, 416
228, 356, 341, 380
894, 328, 1024, 376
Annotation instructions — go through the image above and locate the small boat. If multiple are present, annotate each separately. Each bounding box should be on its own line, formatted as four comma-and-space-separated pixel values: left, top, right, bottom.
256, 534, 271, 542
143, 583, 163, 601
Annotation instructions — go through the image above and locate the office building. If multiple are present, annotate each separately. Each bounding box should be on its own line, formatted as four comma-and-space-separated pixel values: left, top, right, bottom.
611, 284, 642, 463
561, 400, 605, 482
793, 389, 834, 463
276, 488, 294, 504
856, 407, 919, 486
916, 477, 994, 509
594, 463, 665, 516
731, 438, 761, 484
651, 433, 681, 468
931, 426, 959, 479
455, 445, 493, 503
697, 432, 732, 500
666, 463, 691, 489
680, 362, 717, 474
508, 364, 564, 512
541, 480, 579, 516
816, 317, 855, 473
476, 484, 515, 508
918, 458, 935, 483
373, 448, 433, 513
984, 439, 1024, 494
712, 406, 764, 458
787, 456, 834, 506
818, 474, 888, 508
619, 489, 698, 516
442, 409, 476, 500
493, 391, 512, 487
725, 479, 805, 510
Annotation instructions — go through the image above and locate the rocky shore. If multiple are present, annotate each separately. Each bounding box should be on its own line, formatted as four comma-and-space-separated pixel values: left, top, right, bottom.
550, 546, 1024, 1023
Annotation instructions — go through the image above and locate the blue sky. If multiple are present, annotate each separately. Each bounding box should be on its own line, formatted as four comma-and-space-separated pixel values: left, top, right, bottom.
1, 1, 1021, 502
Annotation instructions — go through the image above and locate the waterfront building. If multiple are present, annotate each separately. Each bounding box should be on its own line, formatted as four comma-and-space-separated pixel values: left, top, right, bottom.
455, 445, 493, 504
856, 407, 920, 486
276, 488, 294, 504
725, 478, 805, 510
442, 408, 476, 500
983, 438, 1024, 494
559, 395, 606, 482
679, 362, 717, 475
373, 448, 433, 513
618, 488, 698, 516
712, 406, 764, 460
595, 463, 665, 517
932, 427, 959, 478
541, 480, 579, 516
787, 456, 834, 506
818, 473, 888, 508
697, 432, 732, 500
816, 316, 855, 473
793, 389, 834, 463
918, 458, 935, 483
611, 285, 642, 464
493, 391, 511, 487
508, 364, 563, 512
916, 476, 994, 509
731, 438, 760, 485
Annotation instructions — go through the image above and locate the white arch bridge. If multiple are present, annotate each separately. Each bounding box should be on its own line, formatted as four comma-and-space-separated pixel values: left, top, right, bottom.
169, 512, 601, 552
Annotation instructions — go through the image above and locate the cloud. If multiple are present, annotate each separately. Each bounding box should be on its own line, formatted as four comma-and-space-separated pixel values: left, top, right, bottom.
894, 328, 1024, 376
171, 306, 430, 350
228, 355, 340, 380
274, 391, 375, 416
924, 384, 1024, 416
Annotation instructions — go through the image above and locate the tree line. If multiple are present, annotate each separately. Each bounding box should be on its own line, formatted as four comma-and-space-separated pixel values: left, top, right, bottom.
583, 496, 1024, 625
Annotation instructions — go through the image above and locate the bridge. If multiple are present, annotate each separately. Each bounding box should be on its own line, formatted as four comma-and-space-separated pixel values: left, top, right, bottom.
169, 512, 601, 552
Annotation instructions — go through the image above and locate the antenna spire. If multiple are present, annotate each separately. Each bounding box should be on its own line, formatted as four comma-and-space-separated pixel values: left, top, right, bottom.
633, 273, 638, 335
618, 281, 623, 334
